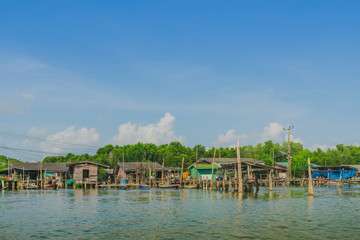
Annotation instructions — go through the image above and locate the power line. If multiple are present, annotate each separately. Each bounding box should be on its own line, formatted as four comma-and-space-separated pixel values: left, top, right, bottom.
0, 145, 66, 155
0, 130, 100, 150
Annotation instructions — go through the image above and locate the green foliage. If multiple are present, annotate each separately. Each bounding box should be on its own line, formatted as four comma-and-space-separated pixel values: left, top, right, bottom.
0, 155, 22, 171
4, 140, 360, 173
98, 167, 107, 181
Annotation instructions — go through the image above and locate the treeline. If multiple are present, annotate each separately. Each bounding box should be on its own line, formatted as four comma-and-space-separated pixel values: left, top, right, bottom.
41, 141, 360, 177
2, 141, 360, 178
0, 155, 22, 171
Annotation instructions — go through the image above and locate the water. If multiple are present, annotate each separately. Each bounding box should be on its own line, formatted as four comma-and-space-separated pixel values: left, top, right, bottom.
1, 186, 360, 239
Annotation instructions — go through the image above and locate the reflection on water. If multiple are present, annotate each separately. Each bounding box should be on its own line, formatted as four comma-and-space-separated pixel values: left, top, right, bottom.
1, 186, 360, 239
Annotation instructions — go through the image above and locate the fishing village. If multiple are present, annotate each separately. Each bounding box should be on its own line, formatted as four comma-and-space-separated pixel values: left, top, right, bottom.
2, 1, 360, 239
2, 140, 360, 196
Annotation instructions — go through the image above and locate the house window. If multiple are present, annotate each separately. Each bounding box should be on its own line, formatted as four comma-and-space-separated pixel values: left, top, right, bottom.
83, 169, 89, 179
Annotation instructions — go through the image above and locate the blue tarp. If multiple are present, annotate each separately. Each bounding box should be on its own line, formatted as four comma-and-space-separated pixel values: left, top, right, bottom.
312, 169, 356, 179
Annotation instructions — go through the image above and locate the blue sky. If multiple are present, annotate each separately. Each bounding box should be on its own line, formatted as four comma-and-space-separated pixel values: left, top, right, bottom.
0, 1, 360, 161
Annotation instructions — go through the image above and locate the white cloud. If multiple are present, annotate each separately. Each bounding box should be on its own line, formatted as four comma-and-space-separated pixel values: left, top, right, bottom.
260, 122, 284, 142
0, 101, 24, 115
22, 92, 35, 100
261, 122, 304, 144
216, 122, 304, 147
309, 144, 336, 151
112, 112, 185, 145
41, 126, 100, 153
27, 127, 48, 137
289, 134, 303, 144
215, 130, 248, 146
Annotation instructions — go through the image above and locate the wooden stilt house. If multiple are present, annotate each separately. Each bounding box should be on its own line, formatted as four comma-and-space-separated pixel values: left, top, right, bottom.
68, 161, 109, 184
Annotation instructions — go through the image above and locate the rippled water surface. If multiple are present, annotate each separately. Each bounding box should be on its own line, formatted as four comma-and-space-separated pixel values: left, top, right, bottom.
1, 186, 360, 239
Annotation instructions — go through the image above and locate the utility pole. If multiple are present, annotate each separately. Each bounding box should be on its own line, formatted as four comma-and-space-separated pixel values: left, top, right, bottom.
283, 125, 294, 182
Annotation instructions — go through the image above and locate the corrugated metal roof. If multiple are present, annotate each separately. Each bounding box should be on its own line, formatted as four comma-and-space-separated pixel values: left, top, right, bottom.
11, 162, 68, 171
198, 158, 264, 165
191, 164, 221, 169
276, 162, 321, 167
67, 161, 109, 168
117, 162, 162, 171
341, 165, 360, 170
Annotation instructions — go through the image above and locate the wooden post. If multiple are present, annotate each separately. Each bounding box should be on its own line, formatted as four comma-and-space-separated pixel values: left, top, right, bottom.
210, 148, 216, 189
161, 158, 165, 184
222, 172, 225, 191
44, 169, 47, 189
149, 167, 152, 189
135, 161, 139, 185
40, 161, 43, 190
180, 157, 184, 188
26, 176, 29, 190
205, 176, 208, 190
7, 157, 10, 181
22, 167, 25, 188
195, 149, 199, 184
269, 169, 273, 192
308, 158, 313, 196
229, 177, 232, 192
286, 126, 293, 182
166, 170, 170, 185
237, 141, 243, 193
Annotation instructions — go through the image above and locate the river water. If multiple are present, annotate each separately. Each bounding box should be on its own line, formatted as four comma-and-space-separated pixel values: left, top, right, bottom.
1, 186, 360, 239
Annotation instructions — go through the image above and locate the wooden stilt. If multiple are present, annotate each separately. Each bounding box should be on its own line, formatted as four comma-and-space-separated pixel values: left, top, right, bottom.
210, 148, 216, 189
308, 158, 313, 196
180, 157, 184, 188
195, 149, 199, 184
229, 177, 232, 192
136, 161, 139, 185
237, 141, 243, 193
161, 158, 165, 184
149, 168, 152, 189
222, 173, 225, 191
269, 169, 273, 192
40, 161, 43, 190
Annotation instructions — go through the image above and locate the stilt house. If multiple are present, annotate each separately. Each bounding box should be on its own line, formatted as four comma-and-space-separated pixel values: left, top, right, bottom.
68, 161, 109, 183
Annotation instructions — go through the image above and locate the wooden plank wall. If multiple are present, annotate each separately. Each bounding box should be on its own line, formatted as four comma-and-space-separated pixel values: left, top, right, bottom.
74, 164, 98, 183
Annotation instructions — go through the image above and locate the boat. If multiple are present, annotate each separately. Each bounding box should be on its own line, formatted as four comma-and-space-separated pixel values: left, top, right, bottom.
183, 184, 198, 189
158, 184, 179, 189
44, 184, 55, 190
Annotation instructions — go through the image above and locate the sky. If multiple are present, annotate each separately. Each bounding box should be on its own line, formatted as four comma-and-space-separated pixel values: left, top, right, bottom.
0, 1, 360, 161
